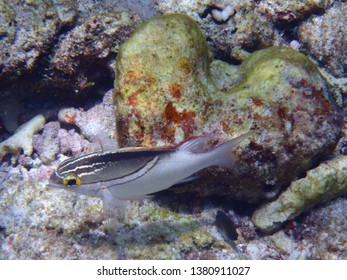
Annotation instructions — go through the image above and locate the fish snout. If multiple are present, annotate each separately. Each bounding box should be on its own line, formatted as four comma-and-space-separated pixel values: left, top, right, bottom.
48, 172, 64, 189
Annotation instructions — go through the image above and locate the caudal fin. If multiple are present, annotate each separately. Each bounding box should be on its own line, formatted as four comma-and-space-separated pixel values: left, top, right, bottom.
211, 132, 252, 168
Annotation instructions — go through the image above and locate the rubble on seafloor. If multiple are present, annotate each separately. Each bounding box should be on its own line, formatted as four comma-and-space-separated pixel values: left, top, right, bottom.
0, 1, 347, 260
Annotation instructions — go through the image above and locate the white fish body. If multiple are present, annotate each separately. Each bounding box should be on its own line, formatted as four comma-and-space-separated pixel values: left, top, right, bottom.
108, 145, 215, 199
48, 133, 250, 222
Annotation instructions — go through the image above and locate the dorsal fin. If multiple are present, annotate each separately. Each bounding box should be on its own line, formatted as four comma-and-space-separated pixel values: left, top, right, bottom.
177, 135, 211, 153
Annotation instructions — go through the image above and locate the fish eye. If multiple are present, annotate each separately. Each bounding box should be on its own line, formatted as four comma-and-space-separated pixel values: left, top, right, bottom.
63, 173, 81, 186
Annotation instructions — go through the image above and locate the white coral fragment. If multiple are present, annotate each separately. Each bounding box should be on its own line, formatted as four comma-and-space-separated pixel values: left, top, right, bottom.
212, 5, 234, 22
0, 114, 46, 161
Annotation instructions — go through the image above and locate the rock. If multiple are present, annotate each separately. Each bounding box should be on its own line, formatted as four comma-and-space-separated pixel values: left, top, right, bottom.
57, 129, 95, 157
252, 156, 347, 233
32, 122, 60, 164
0, 1, 141, 106
258, 0, 333, 23
0, 114, 46, 162
115, 14, 214, 146
298, 2, 347, 78
157, 1, 334, 62
0, 0, 76, 84
50, 11, 137, 94
245, 240, 281, 259
210, 60, 240, 92
0, 171, 238, 259
1, 3, 346, 261
115, 14, 341, 202
157, 0, 277, 60
299, 197, 347, 259
211, 5, 234, 23
58, 89, 117, 144
270, 231, 296, 255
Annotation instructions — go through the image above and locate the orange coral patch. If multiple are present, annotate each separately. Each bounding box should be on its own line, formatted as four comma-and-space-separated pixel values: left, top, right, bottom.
127, 92, 139, 107
296, 79, 333, 114
251, 97, 264, 106
126, 70, 137, 81
161, 124, 176, 144
170, 84, 182, 100
163, 102, 196, 138
163, 102, 193, 123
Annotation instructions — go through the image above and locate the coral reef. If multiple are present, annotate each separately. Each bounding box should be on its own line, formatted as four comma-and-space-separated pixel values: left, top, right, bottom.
0, 0, 141, 112
76, 0, 158, 22
115, 14, 341, 202
2, 157, 345, 260
270, 231, 296, 256
0, 164, 238, 260
0, 114, 45, 162
1, 1, 344, 129
252, 156, 347, 233
1, 1, 347, 260
0, 163, 303, 260
115, 14, 214, 147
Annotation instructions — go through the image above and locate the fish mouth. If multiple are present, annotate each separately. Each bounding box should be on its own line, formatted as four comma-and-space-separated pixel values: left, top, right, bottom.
47, 172, 63, 189
47, 180, 62, 188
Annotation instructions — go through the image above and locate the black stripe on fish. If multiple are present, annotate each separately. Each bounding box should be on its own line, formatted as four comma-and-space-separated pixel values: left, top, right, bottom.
58, 149, 173, 174
100, 156, 159, 189
57, 149, 169, 185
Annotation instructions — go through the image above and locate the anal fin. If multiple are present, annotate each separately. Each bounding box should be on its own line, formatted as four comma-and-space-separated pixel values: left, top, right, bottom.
175, 175, 199, 185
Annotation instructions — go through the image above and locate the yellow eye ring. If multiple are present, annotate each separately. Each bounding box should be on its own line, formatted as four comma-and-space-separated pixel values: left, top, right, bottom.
63, 173, 81, 186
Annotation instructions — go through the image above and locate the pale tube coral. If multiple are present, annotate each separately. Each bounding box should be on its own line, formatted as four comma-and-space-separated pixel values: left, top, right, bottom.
252, 155, 347, 233
0, 114, 46, 161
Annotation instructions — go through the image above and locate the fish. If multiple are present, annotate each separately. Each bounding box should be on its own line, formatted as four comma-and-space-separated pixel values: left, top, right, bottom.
215, 210, 238, 241
48, 132, 251, 222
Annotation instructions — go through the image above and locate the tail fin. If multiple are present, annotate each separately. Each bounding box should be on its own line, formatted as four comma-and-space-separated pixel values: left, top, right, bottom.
210, 132, 252, 168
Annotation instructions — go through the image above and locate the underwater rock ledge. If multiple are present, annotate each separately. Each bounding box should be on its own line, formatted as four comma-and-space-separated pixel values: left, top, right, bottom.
114, 14, 342, 203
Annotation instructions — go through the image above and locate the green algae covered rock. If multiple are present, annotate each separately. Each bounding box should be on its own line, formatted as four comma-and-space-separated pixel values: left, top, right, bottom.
115, 14, 341, 202
116, 14, 216, 146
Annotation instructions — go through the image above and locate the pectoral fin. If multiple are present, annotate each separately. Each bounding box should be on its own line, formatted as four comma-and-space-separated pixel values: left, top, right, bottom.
102, 188, 128, 233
